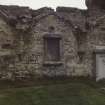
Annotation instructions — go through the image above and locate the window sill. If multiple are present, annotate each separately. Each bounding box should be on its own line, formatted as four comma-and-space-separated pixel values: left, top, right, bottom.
43, 61, 63, 66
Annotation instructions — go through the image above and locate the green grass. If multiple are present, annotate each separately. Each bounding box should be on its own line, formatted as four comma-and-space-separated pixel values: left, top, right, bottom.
0, 78, 105, 105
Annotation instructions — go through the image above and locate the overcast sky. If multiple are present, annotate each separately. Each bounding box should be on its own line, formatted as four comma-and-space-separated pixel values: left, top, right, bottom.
0, 0, 87, 10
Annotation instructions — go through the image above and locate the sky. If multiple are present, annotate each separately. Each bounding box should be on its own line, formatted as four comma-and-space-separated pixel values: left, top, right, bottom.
0, 0, 87, 10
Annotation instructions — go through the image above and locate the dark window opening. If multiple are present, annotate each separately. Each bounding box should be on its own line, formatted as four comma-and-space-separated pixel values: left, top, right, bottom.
2, 44, 12, 49
18, 54, 22, 61
93, 0, 105, 9
44, 38, 60, 61
78, 52, 85, 63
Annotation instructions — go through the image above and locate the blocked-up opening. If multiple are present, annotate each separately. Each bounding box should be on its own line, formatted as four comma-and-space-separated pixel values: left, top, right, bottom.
44, 37, 60, 61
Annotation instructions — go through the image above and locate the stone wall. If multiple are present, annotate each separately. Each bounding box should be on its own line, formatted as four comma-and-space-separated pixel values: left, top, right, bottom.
0, 11, 90, 80
0, 2, 104, 80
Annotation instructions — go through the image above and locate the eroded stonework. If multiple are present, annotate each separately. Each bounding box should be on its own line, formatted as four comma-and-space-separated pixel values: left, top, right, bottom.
0, 0, 104, 80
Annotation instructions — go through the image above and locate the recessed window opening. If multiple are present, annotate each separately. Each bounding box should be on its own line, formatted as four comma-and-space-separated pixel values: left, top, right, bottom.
44, 37, 60, 61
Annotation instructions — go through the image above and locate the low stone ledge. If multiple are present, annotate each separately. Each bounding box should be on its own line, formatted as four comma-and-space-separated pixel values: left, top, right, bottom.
43, 61, 63, 66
